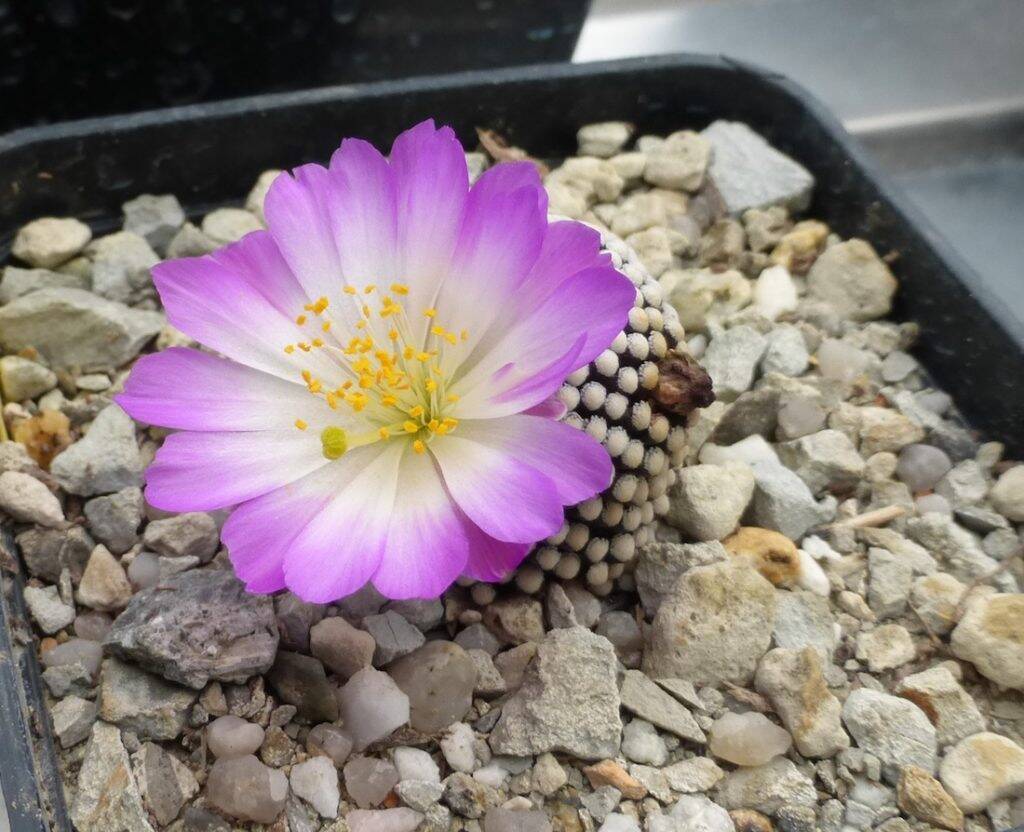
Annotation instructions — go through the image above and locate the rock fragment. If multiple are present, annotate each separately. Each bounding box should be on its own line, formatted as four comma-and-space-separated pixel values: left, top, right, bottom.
12, 217, 92, 268
938, 732, 1024, 813
98, 657, 196, 740
336, 668, 410, 751
388, 640, 477, 732
841, 688, 936, 780
667, 463, 755, 541
206, 754, 288, 824
51, 404, 143, 496
807, 239, 897, 321
708, 711, 792, 767
895, 666, 986, 747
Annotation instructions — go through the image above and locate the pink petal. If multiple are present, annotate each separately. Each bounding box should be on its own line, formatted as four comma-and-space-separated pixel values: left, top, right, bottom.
452, 265, 634, 418
371, 444, 469, 599
455, 415, 612, 505
221, 463, 347, 594
461, 517, 531, 582
389, 121, 469, 344
433, 170, 546, 354
145, 430, 328, 512
467, 161, 546, 215
283, 442, 404, 603
151, 231, 337, 382
117, 348, 338, 432
517, 220, 609, 311
432, 434, 564, 544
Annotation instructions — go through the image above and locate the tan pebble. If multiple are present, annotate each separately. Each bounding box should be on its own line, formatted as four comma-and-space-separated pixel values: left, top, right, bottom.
582, 759, 647, 800
723, 527, 800, 587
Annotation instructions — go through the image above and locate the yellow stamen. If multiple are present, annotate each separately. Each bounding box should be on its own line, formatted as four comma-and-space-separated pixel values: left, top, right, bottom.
294, 419, 308, 431
403, 421, 418, 433
423, 308, 437, 319
391, 283, 409, 295
343, 286, 358, 295
284, 344, 295, 354
413, 439, 426, 454
296, 314, 307, 325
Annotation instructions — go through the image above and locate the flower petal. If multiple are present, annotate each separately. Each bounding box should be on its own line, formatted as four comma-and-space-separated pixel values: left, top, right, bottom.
461, 518, 531, 582
117, 348, 342, 432
451, 265, 634, 418
432, 434, 564, 544
221, 463, 347, 594
145, 430, 328, 512
283, 442, 404, 603
389, 120, 469, 344
152, 231, 338, 382
433, 169, 546, 356
371, 444, 469, 599
455, 415, 613, 505
516, 220, 609, 312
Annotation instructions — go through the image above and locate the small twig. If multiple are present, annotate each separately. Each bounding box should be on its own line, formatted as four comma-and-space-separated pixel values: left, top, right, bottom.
723, 682, 771, 713
826, 505, 907, 531
475, 128, 549, 176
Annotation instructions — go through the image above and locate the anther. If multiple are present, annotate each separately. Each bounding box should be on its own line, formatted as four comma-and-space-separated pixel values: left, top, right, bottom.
294, 419, 308, 431
413, 439, 426, 454
320, 426, 348, 459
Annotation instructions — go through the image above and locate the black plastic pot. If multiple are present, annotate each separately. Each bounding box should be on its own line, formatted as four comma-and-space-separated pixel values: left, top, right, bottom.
0, 0, 590, 132
1, 54, 1022, 831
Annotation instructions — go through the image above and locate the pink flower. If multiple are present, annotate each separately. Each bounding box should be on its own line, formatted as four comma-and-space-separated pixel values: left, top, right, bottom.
117, 120, 635, 601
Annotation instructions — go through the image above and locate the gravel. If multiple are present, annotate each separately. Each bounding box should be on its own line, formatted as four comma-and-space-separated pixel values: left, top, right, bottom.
6, 118, 1024, 832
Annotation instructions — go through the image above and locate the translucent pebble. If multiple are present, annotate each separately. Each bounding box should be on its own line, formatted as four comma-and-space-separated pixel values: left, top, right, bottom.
915, 493, 952, 515
206, 755, 288, 824
127, 551, 161, 589
308, 723, 354, 766
344, 756, 399, 809
336, 668, 410, 751
817, 338, 872, 382
41, 638, 103, 676
292, 755, 341, 818
708, 711, 792, 766
393, 746, 440, 783
74, 611, 112, 642
896, 444, 952, 493
347, 808, 424, 832
207, 715, 265, 759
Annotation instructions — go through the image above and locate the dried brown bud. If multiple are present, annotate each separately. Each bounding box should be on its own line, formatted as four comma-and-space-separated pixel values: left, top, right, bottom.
653, 350, 715, 418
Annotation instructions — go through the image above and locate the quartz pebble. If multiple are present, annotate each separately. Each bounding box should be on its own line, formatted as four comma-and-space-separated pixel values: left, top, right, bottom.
708, 711, 792, 767
206, 755, 288, 824
841, 688, 936, 781
307, 723, 354, 766
289, 755, 340, 818
939, 732, 1024, 813
13, 217, 92, 268
363, 609, 425, 665
24, 584, 75, 634
337, 667, 410, 751
990, 465, 1024, 521
388, 640, 476, 732
207, 715, 265, 759
855, 624, 916, 671
951, 593, 1024, 689
344, 756, 400, 809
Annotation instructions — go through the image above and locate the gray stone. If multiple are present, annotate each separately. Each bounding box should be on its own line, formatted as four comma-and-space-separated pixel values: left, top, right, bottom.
206, 755, 288, 824
951, 592, 1024, 689
84, 487, 143, 553
860, 527, 938, 575
134, 741, 198, 826
122, 194, 186, 252
166, 222, 218, 258
42, 636, 103, 677
455, 621, 502, 655
894, 666, 986, 747
714, 757, 817, 815
763, 326, 810, 377
619, 669, 706, 743
43, 661, 96, 698
71, 721, 154, 832
772, 589, 837, 658
50, 695, 98, 748
990, 465, 1024, 521
88, 231, 159, 302
12, 217, 92, 268
777, 429, 865, 494
386, 597, 444, 631
0, 288, 163, 371
934, 459, 988, 506
855, 623, 916, 671
275, 592, 325, 653
755, 647, 848, 758
702, 120, 814, 214
710, 388, 780, 445
644, 130, 711, 191
77, 544, 133, 611
939, 732, 1024, 814
51, 405, 142, 496
644, 559, 777, 686
202, 207, 262, 244
0, 265, 89, 303
443, 770, 500, 818
395, 779, 445, 812
143, 512, 219, 561
336, 668, 411, 751
702, 325, 767, 402
749, 460, 833, 540
807, 239, 897, 321
310, 615, 375, 679
578, 121, 633, 157
490, 626, 622, 760
307, 723, 354, 766
662, 757, 725, 793
907, 513, 1012, 589
0, 355, 57, 401
104, 568, 278, 688
667, 463, 755, 541
344, 756, 399, 809
292, 755, 341, 817
867, 547, 914, 619
347, 808, 424, 832
596, 611, 643, 668
362, 610, 425, 665
17, 525, 92, 583
266, 651, 339, 722
635, 540, 728, 616
482, 594, 545, 645
2, 473, 63, 533
98, 657, 196, 740
841, 688, 937, 781
23, 584, 75, 634
207, 714, 265, 759
388, 640, 477, 732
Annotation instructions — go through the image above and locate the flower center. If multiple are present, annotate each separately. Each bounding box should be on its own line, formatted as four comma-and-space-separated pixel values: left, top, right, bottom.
283, 284, 468, 459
